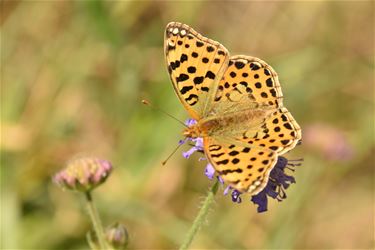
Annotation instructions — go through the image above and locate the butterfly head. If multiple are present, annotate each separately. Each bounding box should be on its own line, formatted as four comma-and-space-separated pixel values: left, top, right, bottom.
182, 118, 201, 139
183, 125, 201, 139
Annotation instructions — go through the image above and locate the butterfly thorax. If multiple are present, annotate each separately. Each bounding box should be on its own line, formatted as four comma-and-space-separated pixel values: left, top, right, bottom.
183, 124, 202, 139
183, 120, 218, 138
184, 109, 269, 139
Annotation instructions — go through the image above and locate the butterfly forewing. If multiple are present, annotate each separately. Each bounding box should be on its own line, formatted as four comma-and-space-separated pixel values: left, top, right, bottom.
165, 22, 230, 119
211, 56, 283, 113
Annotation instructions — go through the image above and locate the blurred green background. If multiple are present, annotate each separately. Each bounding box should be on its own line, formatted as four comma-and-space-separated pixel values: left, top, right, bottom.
1, 1, 374, 249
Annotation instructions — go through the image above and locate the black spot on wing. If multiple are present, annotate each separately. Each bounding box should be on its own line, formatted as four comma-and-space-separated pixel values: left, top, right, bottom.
266, 78, 273, 87
250, 63, 260, 70
229, 150, 239, 156
218, 50, 225, 55
180, 54, 188, 63
176, 74, 189, 82
234, 61, 245, 69
207, 46, 215, 52
216, 159, 229, 165
211, 152, 225, 158
209, 145, 222, 151
231, 158, 240, 164
170, 61, 180, 70
167, 44, 176, 51
185, 94, 198, 105
193, 76, 204, 85
240, 81, 248, 87
284, 123, 293, 130
205, 71, 216, 79
187, 66, 196, 73
219, 168, 243, 175
180, 86, 193, 94
270, 89, 277, 97
281, 140, 290, 145
242, 147, 251, 153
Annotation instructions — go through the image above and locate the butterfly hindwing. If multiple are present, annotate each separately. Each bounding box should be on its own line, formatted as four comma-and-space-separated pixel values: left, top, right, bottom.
207, 55, 300, 154
204, 137, 278, 195
165, 22, 230, 119
236, 107, 302, 155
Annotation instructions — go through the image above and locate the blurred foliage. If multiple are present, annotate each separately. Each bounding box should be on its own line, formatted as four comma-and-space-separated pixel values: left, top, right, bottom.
1, 1, 374, 249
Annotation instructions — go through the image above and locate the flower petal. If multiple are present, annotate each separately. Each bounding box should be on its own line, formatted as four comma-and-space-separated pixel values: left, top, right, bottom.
205, 163, 215, 179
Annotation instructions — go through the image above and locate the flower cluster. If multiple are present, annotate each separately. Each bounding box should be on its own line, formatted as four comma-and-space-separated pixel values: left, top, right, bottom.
53, 156, 113, 192
181, 119, 302, 213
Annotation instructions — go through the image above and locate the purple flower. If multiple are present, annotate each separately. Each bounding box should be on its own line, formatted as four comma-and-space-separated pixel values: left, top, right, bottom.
222, 156, 301, 212
182, 137, 204, 158
250, 157, 302, 212
231, 190, 242, 203
205, 163, 215, 180
185, 118, 197, 127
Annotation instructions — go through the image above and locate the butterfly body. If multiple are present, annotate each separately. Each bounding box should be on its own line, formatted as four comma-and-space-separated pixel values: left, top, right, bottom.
165, 22, 301, 195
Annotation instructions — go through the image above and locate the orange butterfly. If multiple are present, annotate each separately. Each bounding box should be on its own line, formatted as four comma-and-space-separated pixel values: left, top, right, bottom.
165, 22, 301, 195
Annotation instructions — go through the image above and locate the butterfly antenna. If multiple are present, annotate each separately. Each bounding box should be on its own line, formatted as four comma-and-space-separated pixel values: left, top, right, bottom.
142, 99, 187, 127
161, 142, 184, 166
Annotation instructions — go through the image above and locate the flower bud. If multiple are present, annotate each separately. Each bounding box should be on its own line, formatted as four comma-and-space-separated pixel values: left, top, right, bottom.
105, 223, 129, 250
53, 156, 113, 192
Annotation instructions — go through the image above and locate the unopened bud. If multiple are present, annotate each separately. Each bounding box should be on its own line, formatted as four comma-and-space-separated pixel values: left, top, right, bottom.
105, 223, 129, 249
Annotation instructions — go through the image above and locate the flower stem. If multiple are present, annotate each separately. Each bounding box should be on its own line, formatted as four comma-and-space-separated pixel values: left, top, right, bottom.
179, 179, 219, 250
85, 191, 107, 249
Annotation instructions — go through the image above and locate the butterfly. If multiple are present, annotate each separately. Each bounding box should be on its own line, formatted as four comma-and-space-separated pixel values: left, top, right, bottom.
164, 22, 301, 195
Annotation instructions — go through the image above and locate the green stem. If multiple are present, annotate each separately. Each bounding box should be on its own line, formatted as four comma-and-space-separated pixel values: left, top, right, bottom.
179, 180, 219, 250
85, 191, 107, 249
